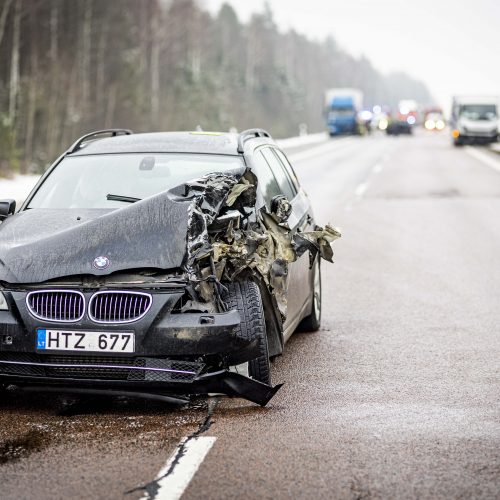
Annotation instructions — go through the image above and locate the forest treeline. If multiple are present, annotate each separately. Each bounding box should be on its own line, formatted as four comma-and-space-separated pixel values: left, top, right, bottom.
0, 0, 432, 175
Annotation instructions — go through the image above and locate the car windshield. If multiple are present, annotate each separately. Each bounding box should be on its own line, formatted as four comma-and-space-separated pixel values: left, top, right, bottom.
460, 104, 497, 121
27, 153, 244, 209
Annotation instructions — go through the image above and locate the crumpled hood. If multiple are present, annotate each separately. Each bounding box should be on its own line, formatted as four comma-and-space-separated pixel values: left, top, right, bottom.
0, 190, 192, 284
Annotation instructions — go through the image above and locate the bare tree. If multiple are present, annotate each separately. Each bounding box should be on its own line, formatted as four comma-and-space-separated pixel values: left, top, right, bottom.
0, 0, 13, 48
0, 0, 433, 176
8, 0, 21, 124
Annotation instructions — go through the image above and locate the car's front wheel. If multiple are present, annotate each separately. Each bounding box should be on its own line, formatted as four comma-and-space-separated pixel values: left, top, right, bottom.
223, 281, 271, 384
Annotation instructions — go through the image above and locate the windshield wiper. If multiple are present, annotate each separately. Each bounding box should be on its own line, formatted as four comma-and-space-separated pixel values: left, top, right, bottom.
106, 194, 141, 203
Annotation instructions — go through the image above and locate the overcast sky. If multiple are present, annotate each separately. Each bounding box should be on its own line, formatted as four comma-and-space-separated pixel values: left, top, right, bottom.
203, 0, 500, 110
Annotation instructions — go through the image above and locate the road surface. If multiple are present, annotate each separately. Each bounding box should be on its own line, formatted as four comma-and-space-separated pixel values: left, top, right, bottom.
0, 131, 499, 499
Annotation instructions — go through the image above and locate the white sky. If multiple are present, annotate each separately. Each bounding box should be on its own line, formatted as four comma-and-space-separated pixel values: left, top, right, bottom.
203, 0, 500, 110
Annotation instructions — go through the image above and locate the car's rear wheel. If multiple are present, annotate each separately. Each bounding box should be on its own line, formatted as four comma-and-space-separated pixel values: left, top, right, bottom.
223, 281, 271, 385
299, 258, 322, 332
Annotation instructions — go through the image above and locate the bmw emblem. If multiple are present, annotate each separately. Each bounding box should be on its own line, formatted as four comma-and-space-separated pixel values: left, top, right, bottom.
93, 256, 110, 270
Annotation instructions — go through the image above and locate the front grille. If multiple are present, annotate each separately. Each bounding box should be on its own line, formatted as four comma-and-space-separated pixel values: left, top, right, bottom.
0, 353, 203, 382
26, 290, 85, 322
89, 291, 152, 323
44, 355, 132, 379
128, 359, 203, 382
0, 353, 45, 376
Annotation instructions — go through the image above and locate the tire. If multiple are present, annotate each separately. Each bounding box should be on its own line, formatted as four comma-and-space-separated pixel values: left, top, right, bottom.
299, 258, 322, 332
453, 138, 463, 147
223, 281, 271, 384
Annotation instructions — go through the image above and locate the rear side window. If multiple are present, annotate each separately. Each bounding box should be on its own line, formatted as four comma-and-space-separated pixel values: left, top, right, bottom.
251, 151, 281, 206
260, 148, 296, 200
273, 149, 300, 192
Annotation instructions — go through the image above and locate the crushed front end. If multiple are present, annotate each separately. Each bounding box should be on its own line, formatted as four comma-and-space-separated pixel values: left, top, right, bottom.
0, 271, 280, 406
0, 168, 338, 406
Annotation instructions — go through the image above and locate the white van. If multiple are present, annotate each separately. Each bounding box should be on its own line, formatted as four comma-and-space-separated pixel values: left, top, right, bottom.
450, 96, 498, 146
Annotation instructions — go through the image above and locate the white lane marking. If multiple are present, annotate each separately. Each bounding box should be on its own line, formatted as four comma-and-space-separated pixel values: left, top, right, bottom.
355, 182, 368, 197
372, 163, 383, 174
144, 436, 217, 500
288, 137, 354, 163
465, 146, 500, 173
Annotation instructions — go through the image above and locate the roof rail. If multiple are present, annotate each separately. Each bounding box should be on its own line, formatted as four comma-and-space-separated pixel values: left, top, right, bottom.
67, 129, 133, 154
237, 128, 272, 154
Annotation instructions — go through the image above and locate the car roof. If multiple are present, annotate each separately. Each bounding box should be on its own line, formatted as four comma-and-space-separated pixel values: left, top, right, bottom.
70, 131, 277, 156
453, 96, 499, 106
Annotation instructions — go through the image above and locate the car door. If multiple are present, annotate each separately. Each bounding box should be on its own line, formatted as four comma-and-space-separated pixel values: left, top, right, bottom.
256, 147, 313, 338
269, 148, 315, 334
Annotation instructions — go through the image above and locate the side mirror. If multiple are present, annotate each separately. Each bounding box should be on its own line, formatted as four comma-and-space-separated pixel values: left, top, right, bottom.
270, 195, 292, 223
0, 200, 16, 221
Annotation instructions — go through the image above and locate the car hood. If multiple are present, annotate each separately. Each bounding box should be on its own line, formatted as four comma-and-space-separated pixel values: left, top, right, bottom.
0, 190, 192, 284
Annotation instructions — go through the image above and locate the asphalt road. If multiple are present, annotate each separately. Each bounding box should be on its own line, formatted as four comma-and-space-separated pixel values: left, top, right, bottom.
0, 130, 499, 499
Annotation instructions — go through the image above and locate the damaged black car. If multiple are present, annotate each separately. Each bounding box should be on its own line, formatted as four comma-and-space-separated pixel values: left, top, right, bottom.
0, 129, 339, 406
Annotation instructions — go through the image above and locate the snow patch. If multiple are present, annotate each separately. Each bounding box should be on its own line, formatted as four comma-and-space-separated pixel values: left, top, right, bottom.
0, 175, 40, 206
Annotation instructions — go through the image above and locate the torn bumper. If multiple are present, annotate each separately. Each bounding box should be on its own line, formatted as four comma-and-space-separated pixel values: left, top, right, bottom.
0, 303, 260, 364
0, 302, 280, 404
0, 369, 282, 407
150, 310, 259, 362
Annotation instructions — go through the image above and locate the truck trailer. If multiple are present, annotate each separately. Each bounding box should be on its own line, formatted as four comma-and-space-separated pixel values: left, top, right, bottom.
324, 88, 363, 136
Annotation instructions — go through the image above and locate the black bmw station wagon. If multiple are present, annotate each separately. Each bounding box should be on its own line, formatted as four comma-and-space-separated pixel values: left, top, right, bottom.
0, 129, 339, 406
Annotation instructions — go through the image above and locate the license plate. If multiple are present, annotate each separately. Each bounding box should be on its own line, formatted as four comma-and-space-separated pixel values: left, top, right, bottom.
36, 329, 134, 353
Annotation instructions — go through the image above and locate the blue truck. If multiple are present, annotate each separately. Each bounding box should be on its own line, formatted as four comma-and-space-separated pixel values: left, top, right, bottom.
325, 88, 363, 136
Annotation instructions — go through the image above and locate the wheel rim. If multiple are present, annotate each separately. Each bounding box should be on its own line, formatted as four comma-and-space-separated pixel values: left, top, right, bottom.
313, 261, 321, 320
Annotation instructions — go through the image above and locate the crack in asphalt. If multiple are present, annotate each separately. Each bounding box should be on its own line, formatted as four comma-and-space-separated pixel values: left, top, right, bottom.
125, 397, 219, 499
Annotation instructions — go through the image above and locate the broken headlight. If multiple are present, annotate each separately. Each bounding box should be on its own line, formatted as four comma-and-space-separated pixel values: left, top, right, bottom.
0, 291, 8, 310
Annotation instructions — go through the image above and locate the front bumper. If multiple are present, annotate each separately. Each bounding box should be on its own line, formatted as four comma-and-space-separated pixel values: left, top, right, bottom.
458, 132, 498, 143
0, 289, 281, 405
0, 368, 282, 407
0, 287, 260, 362
328, 121, 357, 135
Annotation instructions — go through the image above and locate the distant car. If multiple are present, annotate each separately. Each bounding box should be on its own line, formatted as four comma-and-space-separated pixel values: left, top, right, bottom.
424, 112, 446, 131
0, 129, 336, 406
386, 119, 412, 136
372, 111, 389, 131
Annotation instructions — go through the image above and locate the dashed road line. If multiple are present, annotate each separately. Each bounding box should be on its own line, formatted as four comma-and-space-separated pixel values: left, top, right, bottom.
148, 436, 217, 500
127, 400, 218, 500
465, 146, 500, 174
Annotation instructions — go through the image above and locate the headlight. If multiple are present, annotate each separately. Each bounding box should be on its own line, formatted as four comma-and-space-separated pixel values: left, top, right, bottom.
379, 118, 388, 130
0, 292, 8, 310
